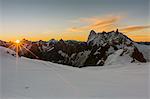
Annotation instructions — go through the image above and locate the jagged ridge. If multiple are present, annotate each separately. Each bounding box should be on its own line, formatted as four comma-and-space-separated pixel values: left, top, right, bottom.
0, 29, 148, 67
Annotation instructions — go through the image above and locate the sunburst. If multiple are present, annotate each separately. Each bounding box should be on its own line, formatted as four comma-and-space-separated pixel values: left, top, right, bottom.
8, 40, 39, 63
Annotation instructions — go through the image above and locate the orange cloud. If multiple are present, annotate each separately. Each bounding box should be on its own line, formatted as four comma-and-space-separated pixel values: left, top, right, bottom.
120, 25, 150, 32
68, 15, 150, 34
66, 15, 150, 41
67, 15, 122, 33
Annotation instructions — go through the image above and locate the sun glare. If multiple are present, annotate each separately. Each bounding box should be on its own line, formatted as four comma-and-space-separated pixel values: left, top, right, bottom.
15, 40, 20, 44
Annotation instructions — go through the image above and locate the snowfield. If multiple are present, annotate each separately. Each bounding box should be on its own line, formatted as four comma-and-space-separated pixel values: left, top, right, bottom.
0, 47, 149, 99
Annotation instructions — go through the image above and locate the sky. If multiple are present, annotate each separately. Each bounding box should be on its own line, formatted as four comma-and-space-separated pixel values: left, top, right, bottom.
0, 0, 150, 41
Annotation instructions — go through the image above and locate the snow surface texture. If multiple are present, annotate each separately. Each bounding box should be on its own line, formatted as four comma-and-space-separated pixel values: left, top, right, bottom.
0, 46, 149, 99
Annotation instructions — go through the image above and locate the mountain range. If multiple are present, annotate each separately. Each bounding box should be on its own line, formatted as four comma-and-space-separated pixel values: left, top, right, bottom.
0, 29, 149, 67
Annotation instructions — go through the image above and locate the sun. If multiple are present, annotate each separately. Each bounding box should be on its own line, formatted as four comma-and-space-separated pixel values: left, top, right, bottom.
8, 39, 39, 59
15, 40, 20, 44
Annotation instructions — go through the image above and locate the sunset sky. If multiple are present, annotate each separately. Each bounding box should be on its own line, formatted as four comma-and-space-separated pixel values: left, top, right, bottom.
0, 0, 150, 41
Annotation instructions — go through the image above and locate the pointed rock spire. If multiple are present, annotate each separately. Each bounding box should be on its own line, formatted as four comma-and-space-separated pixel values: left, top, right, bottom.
116, 29, 119, 33
88, 30, 96, 41
90, 30, 96, 35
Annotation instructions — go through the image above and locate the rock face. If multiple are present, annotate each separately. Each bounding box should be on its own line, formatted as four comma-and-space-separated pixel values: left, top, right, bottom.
87, 30, 132, 46
2, 30, 148, 67
86, 30, 146, 66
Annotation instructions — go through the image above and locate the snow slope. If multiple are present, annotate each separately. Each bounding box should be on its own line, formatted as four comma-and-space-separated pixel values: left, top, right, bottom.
0, 46, 149, 99
135, 43, 150, 61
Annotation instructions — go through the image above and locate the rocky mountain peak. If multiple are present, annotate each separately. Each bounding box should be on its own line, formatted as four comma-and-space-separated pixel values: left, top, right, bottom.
88, 30, 96, 41
87, 29, 133, 46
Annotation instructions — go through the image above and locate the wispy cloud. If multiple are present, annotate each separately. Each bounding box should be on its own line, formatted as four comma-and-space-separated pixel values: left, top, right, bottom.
120, 25, 150, 32
65, 15, 150, 41
67, 15, 150, 34
67, 15, 122, 33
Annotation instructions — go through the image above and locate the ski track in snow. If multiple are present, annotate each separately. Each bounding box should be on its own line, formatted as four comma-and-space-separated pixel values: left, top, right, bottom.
0, 47, 149, 99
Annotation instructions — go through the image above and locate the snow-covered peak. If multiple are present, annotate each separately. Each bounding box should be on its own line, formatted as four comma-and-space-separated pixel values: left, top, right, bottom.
87, 30, 133, 46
